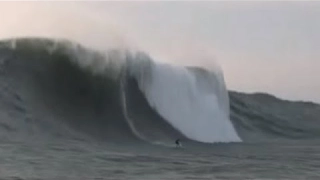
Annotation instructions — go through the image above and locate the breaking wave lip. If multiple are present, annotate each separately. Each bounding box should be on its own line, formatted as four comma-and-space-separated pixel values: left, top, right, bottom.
127, 53, 241, 143
0, 37, 241, 144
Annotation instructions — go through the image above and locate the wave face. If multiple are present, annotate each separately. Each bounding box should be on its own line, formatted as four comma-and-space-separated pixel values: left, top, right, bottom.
0, 37, 240, 144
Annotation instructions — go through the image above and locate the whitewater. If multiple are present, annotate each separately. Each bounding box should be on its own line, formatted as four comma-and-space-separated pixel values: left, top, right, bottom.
127, 52, 241, 143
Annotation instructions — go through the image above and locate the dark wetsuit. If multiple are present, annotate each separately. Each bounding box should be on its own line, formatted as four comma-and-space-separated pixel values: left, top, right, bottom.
175, 139, 181, 147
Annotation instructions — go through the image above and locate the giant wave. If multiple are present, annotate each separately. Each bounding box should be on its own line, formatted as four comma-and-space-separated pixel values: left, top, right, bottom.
0, 37, 241, 144
1, 38, 320, 145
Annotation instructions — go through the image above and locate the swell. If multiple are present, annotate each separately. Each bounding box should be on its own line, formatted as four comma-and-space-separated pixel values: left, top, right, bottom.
229, 91, 320, 142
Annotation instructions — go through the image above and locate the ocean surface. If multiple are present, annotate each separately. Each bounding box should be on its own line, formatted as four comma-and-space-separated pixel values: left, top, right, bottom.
0, 38, 320, 180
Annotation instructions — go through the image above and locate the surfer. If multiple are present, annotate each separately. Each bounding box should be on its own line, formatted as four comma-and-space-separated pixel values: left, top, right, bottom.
175, 139, 182, 147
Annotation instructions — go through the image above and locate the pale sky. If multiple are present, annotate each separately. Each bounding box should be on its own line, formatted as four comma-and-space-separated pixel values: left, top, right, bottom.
1, 1, 319, 103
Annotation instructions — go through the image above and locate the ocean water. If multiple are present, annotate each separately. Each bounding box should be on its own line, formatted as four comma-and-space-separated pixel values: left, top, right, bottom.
1, 140, 320, 179
0, 38, 320, 180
